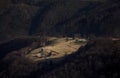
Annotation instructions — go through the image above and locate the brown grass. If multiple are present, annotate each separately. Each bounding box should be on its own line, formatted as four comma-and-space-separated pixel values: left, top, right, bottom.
26, 37, 86, 61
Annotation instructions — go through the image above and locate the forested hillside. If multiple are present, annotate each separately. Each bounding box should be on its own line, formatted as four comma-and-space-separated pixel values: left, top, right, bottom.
0, 0, 120, 41
0, 1, 120, 78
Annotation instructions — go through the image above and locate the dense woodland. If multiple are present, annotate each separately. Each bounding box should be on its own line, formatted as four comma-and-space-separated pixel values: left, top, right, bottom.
0, 0, 120, 41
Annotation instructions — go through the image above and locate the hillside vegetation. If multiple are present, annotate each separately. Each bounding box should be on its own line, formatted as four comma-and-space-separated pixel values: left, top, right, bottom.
0, 0, 120, 41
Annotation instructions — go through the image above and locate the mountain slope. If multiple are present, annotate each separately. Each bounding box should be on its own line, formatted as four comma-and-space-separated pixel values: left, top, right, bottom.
0, 0, 120, 41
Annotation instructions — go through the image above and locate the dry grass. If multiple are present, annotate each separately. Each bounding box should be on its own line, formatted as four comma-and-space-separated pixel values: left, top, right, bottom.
26, 37, 87, 61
